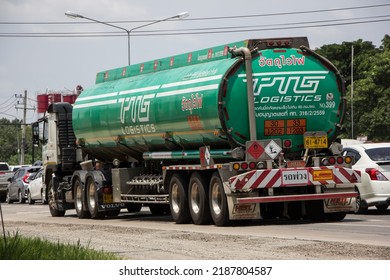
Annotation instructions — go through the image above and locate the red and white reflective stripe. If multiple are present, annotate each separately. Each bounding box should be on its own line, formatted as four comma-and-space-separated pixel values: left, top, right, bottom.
229, 169, 281, 190
229, 166, 361, 191
237, 192, 358, 204
164, 165, 219, 171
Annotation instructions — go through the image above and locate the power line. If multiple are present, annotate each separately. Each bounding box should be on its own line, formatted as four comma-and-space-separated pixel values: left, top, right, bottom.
0, 95, 16, 109
0, 3, 389, 25
1, 16, 389, 38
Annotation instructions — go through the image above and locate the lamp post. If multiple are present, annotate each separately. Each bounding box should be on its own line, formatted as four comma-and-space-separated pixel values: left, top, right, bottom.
65, 11, 189, 65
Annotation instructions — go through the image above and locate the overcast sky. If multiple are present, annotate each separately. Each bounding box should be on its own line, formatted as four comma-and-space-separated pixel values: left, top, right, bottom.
0, 0, 389, 123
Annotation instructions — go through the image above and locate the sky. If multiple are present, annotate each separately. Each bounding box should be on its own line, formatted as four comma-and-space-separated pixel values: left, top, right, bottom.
0, 0, 389, 123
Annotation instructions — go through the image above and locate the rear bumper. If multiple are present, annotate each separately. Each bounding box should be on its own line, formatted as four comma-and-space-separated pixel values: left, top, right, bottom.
236, 191, 358, 204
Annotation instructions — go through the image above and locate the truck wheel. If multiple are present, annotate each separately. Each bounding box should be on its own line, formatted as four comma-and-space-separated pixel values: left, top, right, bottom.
188, 172, 212, 225
48, 179, 65, 217
326, 212, 347, 221
169, 173, 191, 224
209, 172, 230, 226
86, 178, 105, 219
260, 202, 283, 220
74, 178, 91, 219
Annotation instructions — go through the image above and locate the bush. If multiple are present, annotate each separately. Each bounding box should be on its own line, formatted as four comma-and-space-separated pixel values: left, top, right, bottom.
0, 232, 121, 260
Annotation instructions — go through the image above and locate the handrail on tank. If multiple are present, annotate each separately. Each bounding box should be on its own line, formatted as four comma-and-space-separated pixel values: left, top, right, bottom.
229, 47, 257, 141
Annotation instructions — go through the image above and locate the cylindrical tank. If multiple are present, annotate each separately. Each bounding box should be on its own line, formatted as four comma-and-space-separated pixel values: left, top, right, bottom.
48, 93, 62, 105
73, 42, 344, 161
63, 94, 77, 104
37, 94, 49, 113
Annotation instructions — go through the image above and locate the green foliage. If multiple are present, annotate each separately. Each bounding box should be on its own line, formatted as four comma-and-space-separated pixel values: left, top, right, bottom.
316, 35, 390, 141
0, 118, 41, 165
0, 231, 121, 260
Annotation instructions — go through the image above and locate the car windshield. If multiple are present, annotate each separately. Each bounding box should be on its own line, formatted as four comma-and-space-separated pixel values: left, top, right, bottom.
0, 163, 9, 171
365, 147, 390, 162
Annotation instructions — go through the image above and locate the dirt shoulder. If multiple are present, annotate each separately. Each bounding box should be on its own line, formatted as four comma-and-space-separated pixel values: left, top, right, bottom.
3, 221, 390, 260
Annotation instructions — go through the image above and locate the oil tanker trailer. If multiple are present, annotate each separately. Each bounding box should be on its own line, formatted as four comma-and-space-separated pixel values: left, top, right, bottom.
33, 37, 361, 225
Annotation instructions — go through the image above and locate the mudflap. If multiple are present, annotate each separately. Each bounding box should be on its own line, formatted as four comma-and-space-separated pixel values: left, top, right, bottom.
323, 196, 357, 213
227, 194, 261, 220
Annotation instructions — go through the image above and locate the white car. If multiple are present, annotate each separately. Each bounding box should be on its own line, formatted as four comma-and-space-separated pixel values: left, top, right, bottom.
27, 168, 46, 204
342, 143, 390, 212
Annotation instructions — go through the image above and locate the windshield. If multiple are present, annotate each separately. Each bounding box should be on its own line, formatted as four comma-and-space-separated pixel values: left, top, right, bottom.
0, 163, 10, 171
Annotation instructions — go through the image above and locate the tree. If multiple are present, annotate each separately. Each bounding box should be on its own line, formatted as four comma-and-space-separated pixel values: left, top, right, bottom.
0, 118, 39, 165
316, 35, 390, 141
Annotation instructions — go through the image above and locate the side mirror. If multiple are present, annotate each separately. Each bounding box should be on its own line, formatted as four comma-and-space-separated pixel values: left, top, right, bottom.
32, 121, 40, 146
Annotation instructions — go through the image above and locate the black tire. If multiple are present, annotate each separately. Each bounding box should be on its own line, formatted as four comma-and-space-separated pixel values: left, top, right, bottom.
325, 212, 347, 221
48, 179, 66, 217
209, 172, 230, 226
74, 178, 91, 219
86, 177, 105, 219
375, 205, 389, 212
127, 203, 142, 213
356, 196, 368, 214
169, 173, 191, 224
188, 172, 212, 225
260, 202, 283, 220
18, 190, 26, 204
306, 200, 325, 221
287, 201, 302, 220
27, 191, 35, 205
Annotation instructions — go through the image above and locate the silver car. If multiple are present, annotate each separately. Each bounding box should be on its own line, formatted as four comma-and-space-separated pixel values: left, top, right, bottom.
6, 166, 41, 204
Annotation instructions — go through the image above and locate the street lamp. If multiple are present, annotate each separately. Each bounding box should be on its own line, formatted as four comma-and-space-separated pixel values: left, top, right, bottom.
65, 11, 189, 65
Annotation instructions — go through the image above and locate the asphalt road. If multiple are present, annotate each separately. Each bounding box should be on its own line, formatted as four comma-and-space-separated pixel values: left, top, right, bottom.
1, 203, 389, 248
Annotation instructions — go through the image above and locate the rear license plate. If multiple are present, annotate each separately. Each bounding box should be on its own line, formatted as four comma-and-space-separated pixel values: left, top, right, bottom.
304, 135, 328, 149
103, 194, 113, 203
281, 170, 309, 185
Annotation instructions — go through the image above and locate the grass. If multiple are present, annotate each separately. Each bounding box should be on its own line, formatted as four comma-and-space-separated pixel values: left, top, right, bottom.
0, 231, 121, 260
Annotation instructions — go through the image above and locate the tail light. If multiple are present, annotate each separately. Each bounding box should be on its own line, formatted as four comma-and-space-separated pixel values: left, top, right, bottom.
232, 161, 267, 171
23, 173, 30, 184
102, 186, 112, 194
320, 156, 353, 166
365, 168, 388, 181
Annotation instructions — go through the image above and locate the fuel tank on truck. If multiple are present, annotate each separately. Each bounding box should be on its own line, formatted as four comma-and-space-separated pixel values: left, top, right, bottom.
72, 37, 345, 162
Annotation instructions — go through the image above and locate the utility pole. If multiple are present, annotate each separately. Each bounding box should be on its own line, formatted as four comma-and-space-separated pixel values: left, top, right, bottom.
351, 46, 354, 140
15, 90, 35, 165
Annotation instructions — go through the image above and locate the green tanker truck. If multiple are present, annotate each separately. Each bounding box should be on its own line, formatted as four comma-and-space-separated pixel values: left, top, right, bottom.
33, 37, 361, 225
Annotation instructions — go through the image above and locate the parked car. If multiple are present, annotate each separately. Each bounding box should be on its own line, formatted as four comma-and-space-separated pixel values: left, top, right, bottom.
342, 143, 390, 212
27, 168, 46, 204
6, 166, 41, 204
9, 165, 31, 172
0, 162, 13, 202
